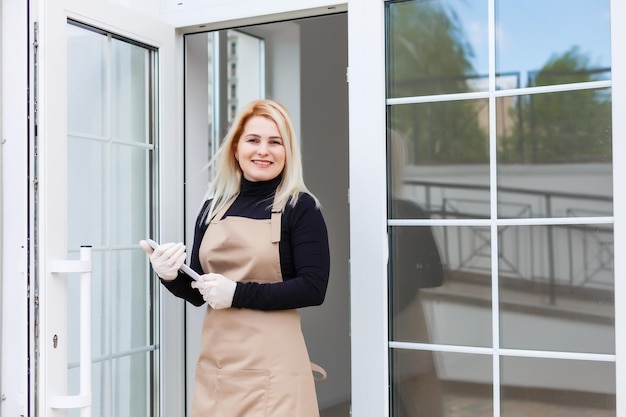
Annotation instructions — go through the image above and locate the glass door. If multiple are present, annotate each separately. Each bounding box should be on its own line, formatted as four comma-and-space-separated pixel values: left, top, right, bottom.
385, 0, 615, 415
349, 0, 625, 416
33, 1, 176, 416
348, 0, 626, 415
66, 22, 157, 416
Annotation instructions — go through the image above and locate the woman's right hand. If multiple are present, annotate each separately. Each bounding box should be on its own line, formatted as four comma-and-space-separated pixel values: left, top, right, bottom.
139, 240, 186, 281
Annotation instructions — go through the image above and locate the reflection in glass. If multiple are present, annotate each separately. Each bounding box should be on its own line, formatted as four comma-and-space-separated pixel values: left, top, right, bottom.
499, 225, 614, 353
388, 102, 490, 219
391, 351, 493, 417
386, 0, 488, 97
185, 29, 265, 166
114, 354, 151, 416
68, 136, 106, 248
112, 250, 150, 352
496, 0, 611, 88
390, 226, 492, 347
227, 30, 264, 121
497, 89, 612, 218
111, 39, 150, 143
501, 357, 615, 416
111, 144, 149, 246
67, 24, 107, 137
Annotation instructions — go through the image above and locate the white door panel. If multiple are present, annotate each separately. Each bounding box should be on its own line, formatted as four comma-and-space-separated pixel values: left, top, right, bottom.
34, 1, 179, 416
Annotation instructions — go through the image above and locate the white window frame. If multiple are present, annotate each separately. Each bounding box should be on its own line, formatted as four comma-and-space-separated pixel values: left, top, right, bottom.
346, 0, 388, 416
610, 0, 626, 413
377, 0, 626, 416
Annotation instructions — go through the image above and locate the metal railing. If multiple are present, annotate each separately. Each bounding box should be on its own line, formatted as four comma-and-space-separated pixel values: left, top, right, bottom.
400, 179, 613, 303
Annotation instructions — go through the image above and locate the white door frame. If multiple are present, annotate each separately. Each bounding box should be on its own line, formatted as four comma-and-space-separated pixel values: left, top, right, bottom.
159, 1, 389, 415
1, 0, 30, 414
161, 0, 389, 415
346, 1, 388, 415
16, 0, 624, 416
32, 1, 181, 415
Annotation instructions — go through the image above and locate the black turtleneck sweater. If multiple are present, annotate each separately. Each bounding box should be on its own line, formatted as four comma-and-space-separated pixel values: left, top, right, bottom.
162, 176, 330, 310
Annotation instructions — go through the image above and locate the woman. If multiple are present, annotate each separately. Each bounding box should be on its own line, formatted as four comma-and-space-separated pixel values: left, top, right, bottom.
140, 99, 330, 416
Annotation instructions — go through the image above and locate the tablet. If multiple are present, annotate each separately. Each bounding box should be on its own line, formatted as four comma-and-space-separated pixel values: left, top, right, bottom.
145, 238, 201, 281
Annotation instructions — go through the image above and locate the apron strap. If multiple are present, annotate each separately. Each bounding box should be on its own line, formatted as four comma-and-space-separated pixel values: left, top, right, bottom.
211, 196, 237, 223
270, 194, 286, 243
310, 362, 327, 382
270, 209, 282, 243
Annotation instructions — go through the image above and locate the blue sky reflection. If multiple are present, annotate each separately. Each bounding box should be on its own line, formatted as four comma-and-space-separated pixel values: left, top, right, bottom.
444, 0, 611, 87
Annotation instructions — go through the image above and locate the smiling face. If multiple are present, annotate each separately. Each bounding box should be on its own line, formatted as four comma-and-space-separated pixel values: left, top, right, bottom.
235, 115, 286, 182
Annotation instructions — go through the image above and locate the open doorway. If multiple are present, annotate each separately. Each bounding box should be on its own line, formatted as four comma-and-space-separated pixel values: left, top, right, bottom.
183, 13, 350, 416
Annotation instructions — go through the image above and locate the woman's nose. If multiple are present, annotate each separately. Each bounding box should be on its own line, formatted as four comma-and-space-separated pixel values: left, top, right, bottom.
257, 141, 269, 154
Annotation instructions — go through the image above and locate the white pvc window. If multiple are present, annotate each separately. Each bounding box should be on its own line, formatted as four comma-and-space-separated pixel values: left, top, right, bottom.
385, 0, 616, 416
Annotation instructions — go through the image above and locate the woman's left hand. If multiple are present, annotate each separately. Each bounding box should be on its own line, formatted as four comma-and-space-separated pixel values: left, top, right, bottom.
191, 273, 236, 309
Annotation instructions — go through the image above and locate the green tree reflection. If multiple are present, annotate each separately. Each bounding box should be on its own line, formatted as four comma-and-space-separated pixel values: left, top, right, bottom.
387, 1, 488, 164
500, 46, 612, 164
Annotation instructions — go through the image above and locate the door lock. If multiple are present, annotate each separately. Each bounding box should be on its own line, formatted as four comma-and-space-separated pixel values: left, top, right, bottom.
53, 334, 58, 349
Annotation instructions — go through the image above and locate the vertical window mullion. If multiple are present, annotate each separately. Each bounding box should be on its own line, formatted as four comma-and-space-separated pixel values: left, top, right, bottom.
610, 0, 626, 413
487, 0, 500, 416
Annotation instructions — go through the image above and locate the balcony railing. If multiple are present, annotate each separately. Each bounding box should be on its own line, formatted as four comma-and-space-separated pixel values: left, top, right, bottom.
400, 179, 613, 304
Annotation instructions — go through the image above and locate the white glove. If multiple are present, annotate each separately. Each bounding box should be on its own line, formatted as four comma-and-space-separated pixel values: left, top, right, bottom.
139, 240, 186, 281
191, 273, 236, 309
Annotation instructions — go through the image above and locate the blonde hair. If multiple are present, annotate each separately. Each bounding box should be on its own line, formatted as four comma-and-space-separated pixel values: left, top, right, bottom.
203, 99, 318, 223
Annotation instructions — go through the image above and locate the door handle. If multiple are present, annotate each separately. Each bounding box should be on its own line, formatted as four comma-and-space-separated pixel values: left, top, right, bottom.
49, 245, 92, 415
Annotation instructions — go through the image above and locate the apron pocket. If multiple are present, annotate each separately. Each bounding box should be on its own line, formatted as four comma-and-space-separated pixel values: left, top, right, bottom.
216, 369, 270, 417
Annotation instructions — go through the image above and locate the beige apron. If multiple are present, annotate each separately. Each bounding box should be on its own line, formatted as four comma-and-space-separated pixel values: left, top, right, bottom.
191, 197, 321, 417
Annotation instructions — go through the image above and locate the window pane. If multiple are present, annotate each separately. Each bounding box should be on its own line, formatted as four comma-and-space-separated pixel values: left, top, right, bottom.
499, 225, 614, 353
112, 249, 150, 352
113, 353, 151, 416
496, 88, 612, 218
68, 136, 106, 248
67, 25, 107, 137
388, 101, 490, 219
496, 0, 611, 89
111, 144, 149, 246
111, 39, 151, 144
501, 357, 615, 416
386, 0, 489, 97
226, 30, 264, 124
390, 226, 492, 347
67, 22, 156, 417
392, 351, 493, 417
